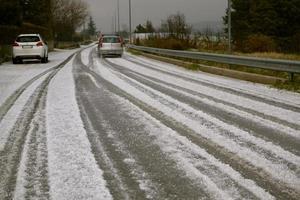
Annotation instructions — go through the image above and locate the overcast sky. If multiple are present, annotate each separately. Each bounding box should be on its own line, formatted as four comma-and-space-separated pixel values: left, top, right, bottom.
85, 0, 227, 33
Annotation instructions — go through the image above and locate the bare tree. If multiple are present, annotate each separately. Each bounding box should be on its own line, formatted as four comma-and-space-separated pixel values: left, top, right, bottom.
51, 0, 88, 41
161, 12, 192, 40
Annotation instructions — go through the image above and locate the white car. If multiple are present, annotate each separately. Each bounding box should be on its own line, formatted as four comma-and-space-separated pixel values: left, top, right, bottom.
98, 35, 124, 57
12, 34, 48, 64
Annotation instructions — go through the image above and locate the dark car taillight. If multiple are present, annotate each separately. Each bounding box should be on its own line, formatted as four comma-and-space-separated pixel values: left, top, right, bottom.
12, 42, 19, 47
37, 41, 43, 46
118, 37, 124, 47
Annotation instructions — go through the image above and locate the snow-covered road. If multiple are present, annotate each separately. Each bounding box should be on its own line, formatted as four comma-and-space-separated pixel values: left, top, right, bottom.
0, 45, 299, 199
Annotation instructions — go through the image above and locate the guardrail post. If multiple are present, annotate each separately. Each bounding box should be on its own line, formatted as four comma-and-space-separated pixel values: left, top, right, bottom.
288, 72, 294, 82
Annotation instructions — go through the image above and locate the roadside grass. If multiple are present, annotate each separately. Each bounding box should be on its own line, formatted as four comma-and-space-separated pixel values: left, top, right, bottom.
235, 52, 300, 61
55, 42, 80, 49
174, 56, 300, 92
54, 40, 95, 50
127, 49, 143, 56
80, 40, 94, 46
273, 79, 300, 93
169, 56, 289, 79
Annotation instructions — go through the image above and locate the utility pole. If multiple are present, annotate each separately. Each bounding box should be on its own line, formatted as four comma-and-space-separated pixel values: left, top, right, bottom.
129, 0, 132, 43
228, 0, 232, 53
112, 16, 115, 33
117, 0, 120, 33
115, 11, 117, 33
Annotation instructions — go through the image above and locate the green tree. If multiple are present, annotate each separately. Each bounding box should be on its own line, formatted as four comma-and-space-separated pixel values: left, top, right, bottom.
145, 20, 155, 33
134, 24, 146, 33
0, 0, 22, 26
224, 0, 300, 52
21, 0, 51, 26
87, 16, 97, 36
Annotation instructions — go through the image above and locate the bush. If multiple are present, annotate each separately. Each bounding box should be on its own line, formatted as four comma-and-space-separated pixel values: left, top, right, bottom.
72, 34, 84, 42
0, 23, 52, 45
243, 34, 277, 53
279, 32, 300, 53
55, 42, 80, 49
135, 37, 141, 45
21, 23, 51, 40
0, 25, 19, 45
81, 40, 94, 45
0, 45, 12, 64
141, 37, 190, 50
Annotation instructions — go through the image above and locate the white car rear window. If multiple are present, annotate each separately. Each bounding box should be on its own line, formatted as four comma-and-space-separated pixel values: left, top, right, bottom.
16, 36, 40, 43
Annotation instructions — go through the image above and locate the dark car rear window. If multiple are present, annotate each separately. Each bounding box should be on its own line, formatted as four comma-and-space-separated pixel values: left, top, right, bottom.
16, 36, 40, 43
102, 37, 120, 43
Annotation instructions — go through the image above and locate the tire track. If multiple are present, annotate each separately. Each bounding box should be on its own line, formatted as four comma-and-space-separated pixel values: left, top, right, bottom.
0, 53, 75, 123
124, 55, 300, 113
74, 54, 148, 199
0, 54, 74, 200
14, 89, 49, 200
84, 50, 299, 199
75, 52, 213, 199
103, 58, 300, 154
104, 63, 300, 170
120, 57, 300, 130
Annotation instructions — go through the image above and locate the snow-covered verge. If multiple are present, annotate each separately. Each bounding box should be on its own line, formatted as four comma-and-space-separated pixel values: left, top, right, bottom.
0, 49, 77, 106
46, 56, 112, 200
125, 52, 300, 107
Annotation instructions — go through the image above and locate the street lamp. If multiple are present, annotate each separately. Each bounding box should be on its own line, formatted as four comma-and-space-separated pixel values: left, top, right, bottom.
228, 0, 232, 53
129, 0, 132, 43
117, 0, 120, 33
115, 11, 117, 33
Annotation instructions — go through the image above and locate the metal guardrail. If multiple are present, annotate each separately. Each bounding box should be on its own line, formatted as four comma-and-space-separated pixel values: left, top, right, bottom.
127, 45, 300, 80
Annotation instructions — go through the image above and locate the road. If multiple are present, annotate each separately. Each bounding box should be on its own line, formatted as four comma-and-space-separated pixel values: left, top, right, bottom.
0, 45, 299, 200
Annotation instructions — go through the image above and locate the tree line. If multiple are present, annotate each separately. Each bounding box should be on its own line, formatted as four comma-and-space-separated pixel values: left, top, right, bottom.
224, 0, 300, 53
0, 0, 95, 44
135, 0, 300, 53
134, 13, 191, 40
134, 12, 207, 51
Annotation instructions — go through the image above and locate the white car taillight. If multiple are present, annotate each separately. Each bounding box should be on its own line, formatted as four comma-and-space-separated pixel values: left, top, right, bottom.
12, 42, 19, 47
36, 41, 43, 46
